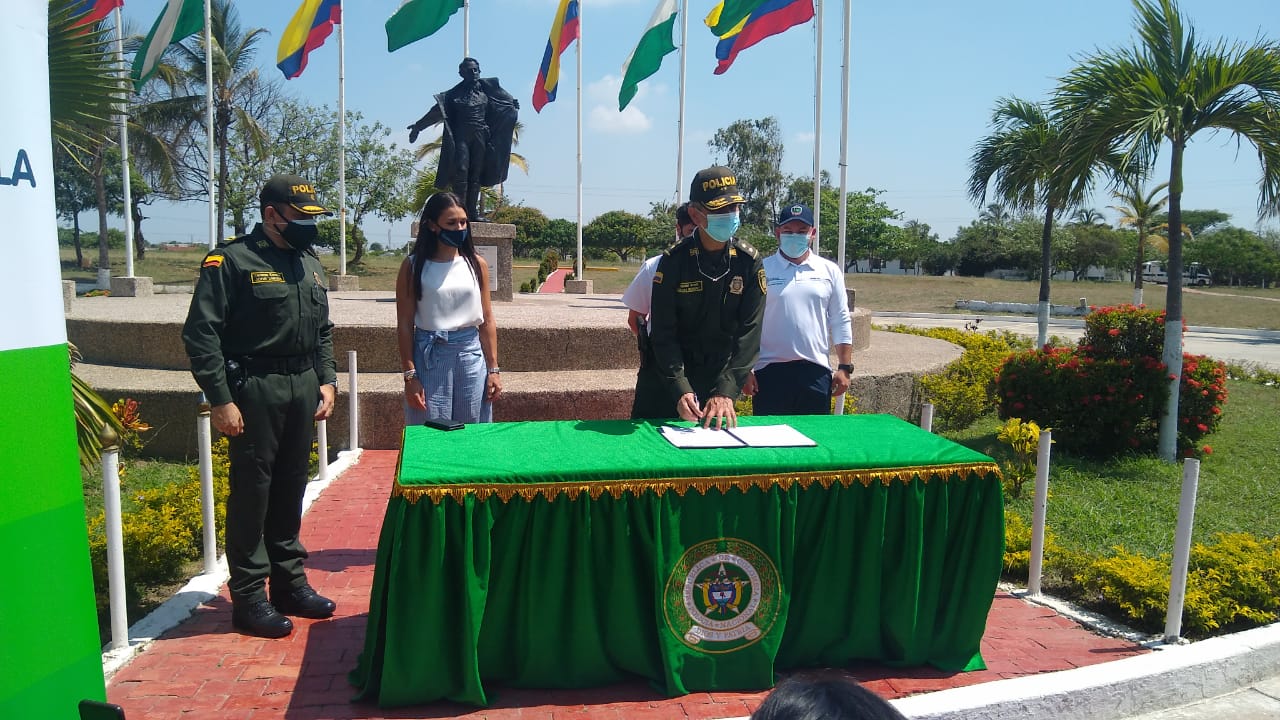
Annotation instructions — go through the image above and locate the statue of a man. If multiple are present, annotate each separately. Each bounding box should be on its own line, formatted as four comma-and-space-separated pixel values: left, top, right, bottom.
408, 58, 520, 221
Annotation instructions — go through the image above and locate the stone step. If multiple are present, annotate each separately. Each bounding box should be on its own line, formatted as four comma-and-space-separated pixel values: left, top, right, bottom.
72, 329, 959, 460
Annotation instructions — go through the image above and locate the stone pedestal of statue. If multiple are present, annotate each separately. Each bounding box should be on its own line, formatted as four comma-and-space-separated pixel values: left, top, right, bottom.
329, 274, 360, 291
471, 222, 514, 302
564, 279, 594, 294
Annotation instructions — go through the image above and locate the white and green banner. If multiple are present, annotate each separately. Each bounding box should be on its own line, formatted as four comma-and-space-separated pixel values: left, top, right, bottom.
131, 0, 204, 91
618, 0, 678, 111
0, 2, 106, 716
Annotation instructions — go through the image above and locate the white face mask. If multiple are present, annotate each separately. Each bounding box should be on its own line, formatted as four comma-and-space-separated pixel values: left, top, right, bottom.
779, 232, 811, 258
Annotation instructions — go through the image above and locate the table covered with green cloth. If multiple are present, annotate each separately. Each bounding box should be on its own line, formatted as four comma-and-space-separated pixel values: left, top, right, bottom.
350, 414, 1004, 708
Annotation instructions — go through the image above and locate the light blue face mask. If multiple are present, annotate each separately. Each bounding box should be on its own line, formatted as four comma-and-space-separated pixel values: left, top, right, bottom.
703, 210, 740, 243
779, 232, 811, 258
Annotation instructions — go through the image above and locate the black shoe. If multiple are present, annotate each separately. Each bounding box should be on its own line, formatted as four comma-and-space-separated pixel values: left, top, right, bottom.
232, 599, 294, 638
272, 585, 336, 619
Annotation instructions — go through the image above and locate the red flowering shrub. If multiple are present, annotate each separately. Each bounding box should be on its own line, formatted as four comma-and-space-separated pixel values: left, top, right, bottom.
995, 305, 1227, 458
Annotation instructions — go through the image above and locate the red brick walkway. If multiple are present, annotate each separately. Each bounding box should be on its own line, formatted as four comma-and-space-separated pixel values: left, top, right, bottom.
106, 451, 1147, 719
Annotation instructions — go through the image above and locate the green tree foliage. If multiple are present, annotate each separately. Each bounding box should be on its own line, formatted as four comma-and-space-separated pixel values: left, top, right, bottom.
1054, 0, 1280, 460
583, 210, 649, 262
542, 219, 579, 260
969, 97, 1119, 346
1111, 178, 1171, 298
490, 205, 551, 257
1154, 209, 1231, 237
1061, 222, 1125, 281
707, 117, 785, 231
1186, 227, 1280, 287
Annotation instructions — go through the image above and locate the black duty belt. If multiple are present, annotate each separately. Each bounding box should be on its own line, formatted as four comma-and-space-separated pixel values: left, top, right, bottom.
238, 355, 314, 375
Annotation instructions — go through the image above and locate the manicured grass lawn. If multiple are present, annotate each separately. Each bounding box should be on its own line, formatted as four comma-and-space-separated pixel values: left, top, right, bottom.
65, 247, 1279, 329
945, 378, 1280, 558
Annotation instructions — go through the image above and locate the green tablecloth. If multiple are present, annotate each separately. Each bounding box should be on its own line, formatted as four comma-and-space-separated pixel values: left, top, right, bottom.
350, 414, 1004, 708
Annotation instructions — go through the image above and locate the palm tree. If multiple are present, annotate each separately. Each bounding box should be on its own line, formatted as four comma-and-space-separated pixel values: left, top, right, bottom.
136, 0, 269, 236
1070, 208, 1107, 226
1109, 178, 1171, 305
968, 98, 1117, 347
1055, 0, 1280, 461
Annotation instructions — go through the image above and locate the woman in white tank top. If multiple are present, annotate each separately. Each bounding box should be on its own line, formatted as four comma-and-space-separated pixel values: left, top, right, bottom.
395, 193, 501, 425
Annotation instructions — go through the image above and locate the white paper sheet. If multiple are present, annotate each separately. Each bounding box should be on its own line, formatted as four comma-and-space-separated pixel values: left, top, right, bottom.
725, 424, 818, 447
658, 426, 746, 448
658, 424, 817, 449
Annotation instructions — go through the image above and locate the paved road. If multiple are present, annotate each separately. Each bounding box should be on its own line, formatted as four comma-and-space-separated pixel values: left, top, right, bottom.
875, 312, 1280, 370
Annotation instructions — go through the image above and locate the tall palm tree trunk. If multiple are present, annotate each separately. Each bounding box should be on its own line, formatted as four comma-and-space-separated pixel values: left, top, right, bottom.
1037, 205, 1056, 347
1158, 143, 1187, 462
1133, 229, 1146, 305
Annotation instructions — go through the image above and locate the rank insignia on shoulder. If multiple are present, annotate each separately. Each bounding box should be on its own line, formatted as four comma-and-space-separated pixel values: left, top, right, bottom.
729, 276, 744, 295
653, 271, 663, 285
736, 239, 760, 260
202, 255, 223, 269
250, 271, 286, 284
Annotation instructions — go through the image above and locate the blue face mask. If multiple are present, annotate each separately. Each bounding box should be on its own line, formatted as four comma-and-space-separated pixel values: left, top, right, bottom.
438, 228, 469, 248
779, 232, 811, 258
703, 210, 740, 243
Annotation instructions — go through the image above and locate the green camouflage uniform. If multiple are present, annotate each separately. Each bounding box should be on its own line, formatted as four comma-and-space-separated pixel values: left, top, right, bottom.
182, 224, 337, 603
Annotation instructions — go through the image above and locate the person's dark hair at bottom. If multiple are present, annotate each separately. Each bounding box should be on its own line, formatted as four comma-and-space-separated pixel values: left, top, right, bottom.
752, 676, 907, 720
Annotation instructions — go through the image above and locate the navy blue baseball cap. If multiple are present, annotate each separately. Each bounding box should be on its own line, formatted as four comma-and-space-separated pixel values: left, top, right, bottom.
776, 203, 814, 226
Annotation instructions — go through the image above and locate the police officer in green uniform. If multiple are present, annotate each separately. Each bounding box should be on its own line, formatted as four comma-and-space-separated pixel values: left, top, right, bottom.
182, 174, 339, 638
632, 166, 766, 429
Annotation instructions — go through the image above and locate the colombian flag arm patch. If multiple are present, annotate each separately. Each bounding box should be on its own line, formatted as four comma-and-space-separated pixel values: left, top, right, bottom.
202, 255, 224, 269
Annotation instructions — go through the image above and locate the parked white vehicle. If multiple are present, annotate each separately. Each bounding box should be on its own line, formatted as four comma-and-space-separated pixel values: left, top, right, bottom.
1140, 261, 1212, 286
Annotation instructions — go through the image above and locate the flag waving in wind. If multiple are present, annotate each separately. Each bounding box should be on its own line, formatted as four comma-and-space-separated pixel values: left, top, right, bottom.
708, 0, 813, 75
619, 0, 677, 111
71, 0, 123, 26
532, 0, 580, 112
131, 0, 203, 91
385, 0, 465, 53
277, 0, 342, 79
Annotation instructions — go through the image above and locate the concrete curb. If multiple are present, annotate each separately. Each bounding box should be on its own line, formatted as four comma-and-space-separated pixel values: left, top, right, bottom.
891, 621, 1280, 720
100, 448, 363, 679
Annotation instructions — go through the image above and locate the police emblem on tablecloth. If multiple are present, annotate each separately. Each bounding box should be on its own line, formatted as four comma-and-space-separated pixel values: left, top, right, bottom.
664, 538, 780, 653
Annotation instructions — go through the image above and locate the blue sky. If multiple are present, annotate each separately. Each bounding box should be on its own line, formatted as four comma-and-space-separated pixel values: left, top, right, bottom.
117, 0, 1278, 248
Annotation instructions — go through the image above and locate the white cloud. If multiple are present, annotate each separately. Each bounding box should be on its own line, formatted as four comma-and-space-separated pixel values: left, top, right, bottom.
794, 131, 815, 145
588, 104, 652, 134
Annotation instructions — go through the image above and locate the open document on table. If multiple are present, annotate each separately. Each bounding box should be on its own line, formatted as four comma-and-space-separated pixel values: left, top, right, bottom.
658, 424, 817, 449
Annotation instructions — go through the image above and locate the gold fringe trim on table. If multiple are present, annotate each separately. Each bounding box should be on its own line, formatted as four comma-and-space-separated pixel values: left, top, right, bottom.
392, 462, 1002, 505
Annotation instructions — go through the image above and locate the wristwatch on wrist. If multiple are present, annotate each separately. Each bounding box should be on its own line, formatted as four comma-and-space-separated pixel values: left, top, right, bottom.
403, 368, 417, 381
487, 367, 501, 375
837, 363, 854, 374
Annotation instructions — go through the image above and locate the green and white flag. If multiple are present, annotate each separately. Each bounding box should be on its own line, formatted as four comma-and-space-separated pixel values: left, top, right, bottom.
619, 0, 678, 111
131, 0, 204, 91
386, 0, 466, 53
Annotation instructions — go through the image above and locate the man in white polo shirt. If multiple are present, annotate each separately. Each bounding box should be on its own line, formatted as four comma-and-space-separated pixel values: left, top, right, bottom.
622, 203, 696, 337
743, 203, 854, 415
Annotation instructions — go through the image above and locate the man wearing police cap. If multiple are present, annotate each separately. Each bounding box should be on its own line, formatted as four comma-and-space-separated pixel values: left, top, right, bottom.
632, 166, 766, 428
183, 173, 338, 638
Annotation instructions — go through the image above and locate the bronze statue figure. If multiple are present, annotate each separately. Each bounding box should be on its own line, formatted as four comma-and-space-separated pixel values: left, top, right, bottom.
408, 58, 520, 221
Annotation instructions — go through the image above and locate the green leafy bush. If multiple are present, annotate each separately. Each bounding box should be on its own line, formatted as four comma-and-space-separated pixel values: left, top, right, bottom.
1075, 533, 1280, 637
996, 304, 1226, 458
904, 327, 1026, 431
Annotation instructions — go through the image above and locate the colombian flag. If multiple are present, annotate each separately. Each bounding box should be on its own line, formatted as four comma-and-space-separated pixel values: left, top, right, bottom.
72, 0, 123, 26
277, 0, 342, 79
710, 0, 813, 75
532, 0, 580, 112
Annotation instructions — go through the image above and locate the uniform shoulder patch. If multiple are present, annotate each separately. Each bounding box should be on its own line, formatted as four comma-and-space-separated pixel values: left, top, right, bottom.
734, 238, 760, 260
201, 254, 224, 269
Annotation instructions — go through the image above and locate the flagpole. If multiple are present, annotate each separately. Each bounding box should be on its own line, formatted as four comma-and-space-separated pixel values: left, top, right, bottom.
114, 6, 135, 277
575, 5, 584, 280
204, 0, 216, 250
837, 0, 850, 273
811, 0, 823, 253
338, 6, 348, 278
675, 0, 687, 205
463, 0, 470, 57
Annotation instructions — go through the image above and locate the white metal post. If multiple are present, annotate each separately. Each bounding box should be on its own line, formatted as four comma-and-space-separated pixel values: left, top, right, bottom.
919, 402, 934, 432
347, 350, 359, 450
811, 0, 823, 249
196, 400, 217, 574
114, 7, 134, 277
337, 12, 348, 278
100, 434, 128, 650
1165, 458, 1202, 642
1028, 430, 1053, 597
317, 419, 329, 483
204, 0, 216, 250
